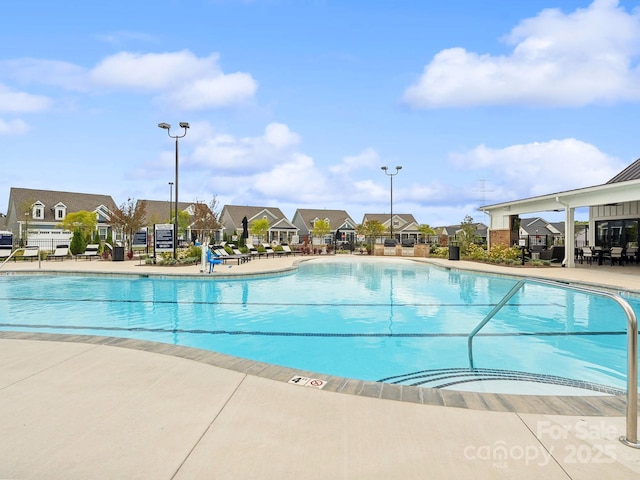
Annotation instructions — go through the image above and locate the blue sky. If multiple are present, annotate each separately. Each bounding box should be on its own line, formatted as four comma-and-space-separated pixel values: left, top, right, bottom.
1, 0, 639, 226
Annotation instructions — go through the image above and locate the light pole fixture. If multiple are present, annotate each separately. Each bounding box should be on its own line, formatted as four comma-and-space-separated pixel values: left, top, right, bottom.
381, 165, 402, 240
168, 181, 174, 224
158, 122, 189, 259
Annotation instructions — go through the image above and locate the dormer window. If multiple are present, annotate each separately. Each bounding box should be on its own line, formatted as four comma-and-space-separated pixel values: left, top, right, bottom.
32, 202, 45, 220
54, 203, 67, 220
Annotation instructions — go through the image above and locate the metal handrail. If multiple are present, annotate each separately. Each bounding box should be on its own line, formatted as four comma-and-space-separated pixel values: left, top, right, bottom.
0, 246, 41, 271
467, 277, 639, 448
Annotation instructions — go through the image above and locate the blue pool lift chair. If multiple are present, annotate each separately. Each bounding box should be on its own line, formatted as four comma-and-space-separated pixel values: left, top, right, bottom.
206, 248, 223, 273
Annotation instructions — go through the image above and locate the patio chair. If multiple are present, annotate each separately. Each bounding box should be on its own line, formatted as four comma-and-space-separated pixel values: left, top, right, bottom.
608, 246, 624, 266
47, 245, 69, 261
581, 246, 593, 265
626, 244, 638, 264
248, 245, 264, 259
75, 244, 100, 261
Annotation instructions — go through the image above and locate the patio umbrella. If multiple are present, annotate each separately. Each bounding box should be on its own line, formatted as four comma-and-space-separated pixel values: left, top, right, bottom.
242, 216, 249, 239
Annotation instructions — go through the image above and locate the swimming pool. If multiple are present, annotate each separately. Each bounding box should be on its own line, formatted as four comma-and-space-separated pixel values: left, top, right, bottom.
1, 257, 638, 395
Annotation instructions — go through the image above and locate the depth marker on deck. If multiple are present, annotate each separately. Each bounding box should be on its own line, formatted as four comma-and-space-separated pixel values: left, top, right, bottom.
288, 375, 327, 389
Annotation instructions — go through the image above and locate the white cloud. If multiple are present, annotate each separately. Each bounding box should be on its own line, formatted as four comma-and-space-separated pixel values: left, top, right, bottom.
95, 31, 157, 46
329, 148, 380, 175
91, 51, 217, 89
449, 138, 625, 198
1, 51, 257, 111
0, 118, 29, 135
0, 59, 89, 91
91, 50, 257, 109
253, 153, 328, 202
0, 84, 51, 113
404, 0, 640, 108
264, 122, 300, 149
189, 122, 300, 172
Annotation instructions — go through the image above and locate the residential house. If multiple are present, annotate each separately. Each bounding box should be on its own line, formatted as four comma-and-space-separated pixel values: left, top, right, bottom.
291, 209, 357, 245
434, 223, 488, 246
4, 187, 117, 250
517, 217, 564, 249
142, 199, 177, 227
219, 205, 298, 245
139, 199, 221, 246
362, 213, 421, 244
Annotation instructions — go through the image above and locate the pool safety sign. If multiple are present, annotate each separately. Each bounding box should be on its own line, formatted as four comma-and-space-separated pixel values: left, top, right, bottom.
154, 224, 174, 253
288, 375, 327, 389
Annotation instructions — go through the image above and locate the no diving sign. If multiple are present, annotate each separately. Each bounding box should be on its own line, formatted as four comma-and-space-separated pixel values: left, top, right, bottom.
288, 375, 327, 389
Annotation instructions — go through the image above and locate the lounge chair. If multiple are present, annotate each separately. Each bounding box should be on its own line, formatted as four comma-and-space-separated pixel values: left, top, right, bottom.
75, 244, 100, 261
259, 244, 274, 258
626, 245, 638, 263
15, 246, 39, 261
206, 249, 223, 273
262, 243, 284, 258
248, 246, 264, 259
47, 245, 69, 261
580, 246, 593, 265
281, 244, 297, 256
0, 246, 12, 260
229, 244, 251, 262
213, 246, 247, 265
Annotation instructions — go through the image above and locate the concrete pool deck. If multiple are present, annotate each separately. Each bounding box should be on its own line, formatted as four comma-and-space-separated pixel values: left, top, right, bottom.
1, 255, 640, 478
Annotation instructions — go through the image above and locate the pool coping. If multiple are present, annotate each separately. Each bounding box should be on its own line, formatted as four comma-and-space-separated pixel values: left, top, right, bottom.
0, 331, 635, 417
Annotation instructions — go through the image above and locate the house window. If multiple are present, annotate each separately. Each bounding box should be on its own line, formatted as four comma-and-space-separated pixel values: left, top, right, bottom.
56, 208, 64, 219
33, 207, 43, 220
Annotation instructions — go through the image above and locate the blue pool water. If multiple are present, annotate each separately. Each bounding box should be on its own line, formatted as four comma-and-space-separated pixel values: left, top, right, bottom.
1, 257, 638, 394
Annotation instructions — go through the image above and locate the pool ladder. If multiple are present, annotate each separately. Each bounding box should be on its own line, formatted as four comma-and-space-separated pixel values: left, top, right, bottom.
467, 277, 639, 449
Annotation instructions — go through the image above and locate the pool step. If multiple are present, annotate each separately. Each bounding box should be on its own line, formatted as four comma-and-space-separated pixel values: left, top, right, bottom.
377, 368, 625, 395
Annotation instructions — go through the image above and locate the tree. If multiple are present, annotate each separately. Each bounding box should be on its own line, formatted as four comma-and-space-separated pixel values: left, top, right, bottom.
190, 197, 221, 243
69, 229, 86, 256
250, 218, 270, 243
110, 199, 147, 251
458, 215, 479, 255
57, 210, 97, 237
312, 219, 331, 246
418, 224, 435, 244
363, 220, 385, 251
18, 199, 35, 247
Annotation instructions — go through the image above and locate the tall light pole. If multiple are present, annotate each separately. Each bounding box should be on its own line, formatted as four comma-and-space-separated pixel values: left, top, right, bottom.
158, 122, 189, 259
168, 181, 174, 224
381, 165, 402, 241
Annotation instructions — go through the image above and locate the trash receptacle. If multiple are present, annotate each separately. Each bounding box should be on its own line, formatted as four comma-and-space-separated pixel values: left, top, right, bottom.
448, 245, 460, 261
112, 246, 125, 261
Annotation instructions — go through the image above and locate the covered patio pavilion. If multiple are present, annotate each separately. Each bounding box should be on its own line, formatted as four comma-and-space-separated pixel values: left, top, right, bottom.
480, 160, 640, 269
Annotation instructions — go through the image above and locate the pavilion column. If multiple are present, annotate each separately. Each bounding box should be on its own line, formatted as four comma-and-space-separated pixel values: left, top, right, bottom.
564, 207, 575, 268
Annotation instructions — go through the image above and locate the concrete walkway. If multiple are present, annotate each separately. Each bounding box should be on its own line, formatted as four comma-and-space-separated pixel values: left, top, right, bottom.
1, 255, 640, 479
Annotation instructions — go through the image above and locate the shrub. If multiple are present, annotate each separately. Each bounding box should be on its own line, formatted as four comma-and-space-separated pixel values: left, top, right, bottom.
466, 243, 488, 260
187, 245, 202, 259
487, 244, 520, 261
